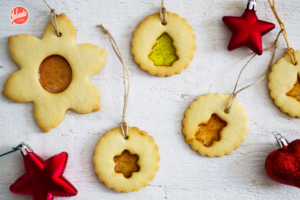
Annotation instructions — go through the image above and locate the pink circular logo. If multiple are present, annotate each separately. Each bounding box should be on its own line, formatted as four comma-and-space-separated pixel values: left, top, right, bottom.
11, 7, 29, 25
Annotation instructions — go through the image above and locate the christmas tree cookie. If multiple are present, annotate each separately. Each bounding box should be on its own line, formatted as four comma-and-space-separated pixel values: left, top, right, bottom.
149, 33, 178, 66
131, 12, 196, 77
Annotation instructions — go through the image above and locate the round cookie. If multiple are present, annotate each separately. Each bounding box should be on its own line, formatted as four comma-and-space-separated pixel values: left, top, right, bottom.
2, 14, 107, 132
182, 93, 248, 157
93, 127, 160, 193
131, 12, 196, 77
268, 51, 300, 117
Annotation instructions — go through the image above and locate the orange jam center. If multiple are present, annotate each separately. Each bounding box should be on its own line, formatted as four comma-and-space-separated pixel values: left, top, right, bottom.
113, 150, 140, 178
195, 114, 227, 147
286, 74, 300, 101
39, 55, 72, 94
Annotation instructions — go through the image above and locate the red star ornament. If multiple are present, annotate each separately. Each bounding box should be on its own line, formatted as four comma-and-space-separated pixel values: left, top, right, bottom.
10, 146, 77, 200
222, 10, 275, 55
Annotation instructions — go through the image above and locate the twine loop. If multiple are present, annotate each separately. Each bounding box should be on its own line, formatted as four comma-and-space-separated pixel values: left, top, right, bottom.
44, 0, 60, 37
224, 94, 237, 114
287, 48, 297, 65
274, 41, 280, 48
268, 0, 297, 65
160, 0, 167, 25
121, 122, 128, 139
0, 144, 23, 158
98, 24, 130, 139
224, 30, 284, 113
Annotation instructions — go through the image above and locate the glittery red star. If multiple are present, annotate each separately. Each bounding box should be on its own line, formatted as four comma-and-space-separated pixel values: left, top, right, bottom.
223, 10, 275, 55
10, 151, 77, 200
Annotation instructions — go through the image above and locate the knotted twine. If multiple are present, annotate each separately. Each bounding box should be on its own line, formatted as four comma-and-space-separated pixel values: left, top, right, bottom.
98, 25, 130, 139
225, 0, 298, 113
268, 0, 297, 65
160, 0, 167, 25
43, 0, 60, 37
224, 30, 284, 113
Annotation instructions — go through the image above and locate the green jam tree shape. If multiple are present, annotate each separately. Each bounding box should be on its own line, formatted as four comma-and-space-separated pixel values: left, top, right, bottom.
149, 33, 178, 66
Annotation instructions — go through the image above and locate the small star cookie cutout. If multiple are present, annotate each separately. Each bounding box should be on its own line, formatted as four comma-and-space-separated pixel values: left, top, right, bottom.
195, 114, 227, 146
3, 14, 107, 132
114, 150, 140, 178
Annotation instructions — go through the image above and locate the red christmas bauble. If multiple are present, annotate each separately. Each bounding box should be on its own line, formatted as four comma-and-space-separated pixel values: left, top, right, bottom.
10, 144, 77, 200
222, 10, 275, 55
265, 138, 300, 188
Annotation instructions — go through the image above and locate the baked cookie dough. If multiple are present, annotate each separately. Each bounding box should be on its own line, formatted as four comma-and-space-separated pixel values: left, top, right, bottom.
131, 12, 196, 77
93, 127, 160, 193
2, 14, 107, 132
182, 93, 248, 157
268, 51, 300, 117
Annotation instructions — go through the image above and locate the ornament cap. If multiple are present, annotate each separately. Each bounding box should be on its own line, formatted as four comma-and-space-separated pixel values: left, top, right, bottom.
275, 134, 289, 149
246, 0, 257, 11
20, 142, 32, 156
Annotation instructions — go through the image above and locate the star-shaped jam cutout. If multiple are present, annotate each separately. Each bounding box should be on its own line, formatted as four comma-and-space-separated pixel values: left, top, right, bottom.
10, 151, 77, 200
195, 114, 227, 146
286, 74, 300, 101
222, 10, 275, 55
113, 150, 140, 178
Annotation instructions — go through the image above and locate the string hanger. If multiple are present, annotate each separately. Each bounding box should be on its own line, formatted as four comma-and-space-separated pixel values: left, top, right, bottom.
160, 0, 167, 25
0, 144, 23, 158
224, 29, 284, 113
97, 25, 130, 139
268, 0, 297, 65
43, 0, 60, 37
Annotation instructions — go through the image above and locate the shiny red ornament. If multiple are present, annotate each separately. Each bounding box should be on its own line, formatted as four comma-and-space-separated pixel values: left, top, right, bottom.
222, 9, 275, 55
265, 135, 300, 188
10, 144, 77, 200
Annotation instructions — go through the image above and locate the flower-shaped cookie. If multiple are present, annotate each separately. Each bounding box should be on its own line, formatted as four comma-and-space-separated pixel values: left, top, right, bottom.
3, 14, 107, 132
182, 93, 248, 157
93, 127, 160, 193
268, 51, 300, 117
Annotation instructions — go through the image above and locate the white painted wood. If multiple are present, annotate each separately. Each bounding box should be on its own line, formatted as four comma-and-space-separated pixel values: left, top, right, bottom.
1, 0, 300, 199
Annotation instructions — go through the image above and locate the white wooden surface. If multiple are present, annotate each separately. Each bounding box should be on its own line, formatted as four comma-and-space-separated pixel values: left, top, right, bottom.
1, 0, 300, 199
